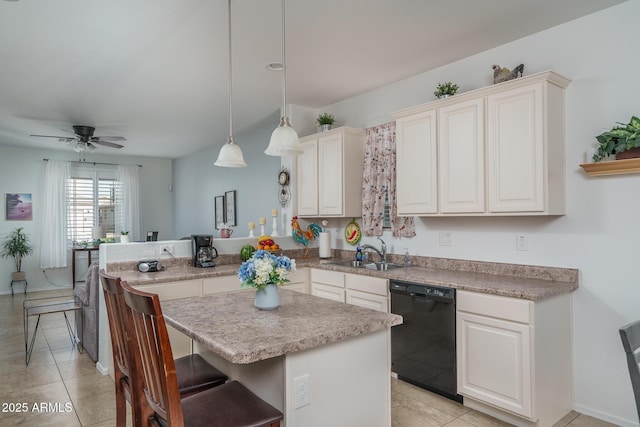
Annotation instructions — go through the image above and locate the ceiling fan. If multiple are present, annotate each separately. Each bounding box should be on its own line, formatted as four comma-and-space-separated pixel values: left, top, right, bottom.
31, 125, 126, 152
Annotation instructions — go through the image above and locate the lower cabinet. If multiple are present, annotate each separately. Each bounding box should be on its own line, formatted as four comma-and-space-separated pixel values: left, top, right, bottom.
311, 268, 389, 313
456, 290, 572, 426
132, 279, 202, 359
283, 267, 309, 293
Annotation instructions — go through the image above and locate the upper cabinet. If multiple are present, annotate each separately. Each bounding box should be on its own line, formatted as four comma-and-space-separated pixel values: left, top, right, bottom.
392, 71, 571, 216
296, 127, 365, 217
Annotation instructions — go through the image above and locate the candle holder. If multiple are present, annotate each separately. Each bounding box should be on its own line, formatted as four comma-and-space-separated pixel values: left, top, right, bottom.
248, 223, 255, 238
260, 224, 266, 236
271, 215, 279, 237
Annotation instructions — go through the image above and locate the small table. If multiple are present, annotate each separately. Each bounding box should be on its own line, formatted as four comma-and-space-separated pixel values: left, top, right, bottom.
72, 247, 99, 287
23, 296, 83, 365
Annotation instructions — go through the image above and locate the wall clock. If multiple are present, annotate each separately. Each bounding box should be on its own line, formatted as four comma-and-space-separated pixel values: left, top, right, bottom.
278, 168, 291, 208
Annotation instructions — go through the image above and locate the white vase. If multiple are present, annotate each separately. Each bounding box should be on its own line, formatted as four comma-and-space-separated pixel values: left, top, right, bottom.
120, 235, 130, 243
320, 124, 332, 132
254, 284, 280, 310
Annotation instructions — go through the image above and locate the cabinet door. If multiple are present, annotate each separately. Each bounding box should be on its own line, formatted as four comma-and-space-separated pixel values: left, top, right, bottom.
318, 132, 344, 215
396, 110, 438, 214
487, 83, 544, 212
346, 289, 388, 313
439, 99, 485, 213
457, 311, 532, 418
297, 140, 318, 216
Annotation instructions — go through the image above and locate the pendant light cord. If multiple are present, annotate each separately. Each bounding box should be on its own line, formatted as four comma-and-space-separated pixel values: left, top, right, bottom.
228, 0, 233, 139
280, 0, 287, 118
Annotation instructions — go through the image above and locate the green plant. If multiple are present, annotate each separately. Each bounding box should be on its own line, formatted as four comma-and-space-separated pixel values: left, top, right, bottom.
594, 116, 640, 162
316, 113, 335, 126
434, 81, 459, 98
1, 227, 33, 272
120, 230, 129, 235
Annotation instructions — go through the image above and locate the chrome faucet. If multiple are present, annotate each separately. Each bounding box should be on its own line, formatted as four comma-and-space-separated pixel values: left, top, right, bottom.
361, 238, 387, 263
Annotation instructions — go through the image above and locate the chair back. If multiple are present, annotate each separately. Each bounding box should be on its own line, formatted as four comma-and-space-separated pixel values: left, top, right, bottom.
620, 320, 640, 422
99, 270, 133, 379
121, 280, 184, 426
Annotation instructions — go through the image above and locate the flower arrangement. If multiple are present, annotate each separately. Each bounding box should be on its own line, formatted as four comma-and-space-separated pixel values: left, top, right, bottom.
238, 250, 296, 290
316, 112, 335, 126
434, 81, 459, 99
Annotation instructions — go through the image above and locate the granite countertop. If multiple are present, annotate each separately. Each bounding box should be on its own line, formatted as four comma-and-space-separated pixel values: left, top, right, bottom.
161, 288, 402, 364
112, 254, 578, 301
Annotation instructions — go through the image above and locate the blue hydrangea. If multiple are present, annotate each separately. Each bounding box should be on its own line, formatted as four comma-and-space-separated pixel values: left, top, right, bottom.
238, 250, 296, 290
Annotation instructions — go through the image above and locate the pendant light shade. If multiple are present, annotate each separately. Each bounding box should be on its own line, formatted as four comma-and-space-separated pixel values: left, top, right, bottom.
215, 0, 247, 168
265, 0, 302, 156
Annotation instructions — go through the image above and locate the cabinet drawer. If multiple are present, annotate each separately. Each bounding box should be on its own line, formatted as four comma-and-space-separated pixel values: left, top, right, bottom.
345, 274, 388, 296
284, 282, 309, 294
346, 289, 388, 313
287, 267, 309, 284
311, 269, 345, 287
457, 290, 531, 324
133, 279, 202, 300
311, 283, 345, 302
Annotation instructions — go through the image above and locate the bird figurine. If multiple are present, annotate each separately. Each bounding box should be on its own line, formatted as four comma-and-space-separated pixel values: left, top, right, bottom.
492, 64, 525, 84
291, 216, 322, 247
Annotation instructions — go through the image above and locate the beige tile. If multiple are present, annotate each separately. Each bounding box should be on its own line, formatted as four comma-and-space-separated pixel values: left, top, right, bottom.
443, 418, 481, 427
567, 414, 619, 427
0, 381, 73, 424
51, 346, 84, 364
458, 410, 515, 427
1, 409, 81, 427
0, 360, 63, 394
72, 390, 118, 426
64, 371, 116, 401
56, 355, 102, 381
392, 391, 458, 427
553, 410, 580, 427
395, 380, 469, 418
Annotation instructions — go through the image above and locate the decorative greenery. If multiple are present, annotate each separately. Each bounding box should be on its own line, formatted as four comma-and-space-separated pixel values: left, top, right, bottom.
434, 81, 459, 98
120, 230, 129, 235
316, 113, 335, 126
238, 250, 296, 290
1, 227, 33, 272
594, 116, 640, 162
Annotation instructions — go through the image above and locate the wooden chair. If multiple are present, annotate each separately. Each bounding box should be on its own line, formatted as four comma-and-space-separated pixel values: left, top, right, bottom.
100, 270, 228, 427
620, 320, 640, 422
121, 280, 283, 427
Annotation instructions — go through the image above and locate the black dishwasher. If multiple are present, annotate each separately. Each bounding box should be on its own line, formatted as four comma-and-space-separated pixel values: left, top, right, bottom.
390, 280, 462, 402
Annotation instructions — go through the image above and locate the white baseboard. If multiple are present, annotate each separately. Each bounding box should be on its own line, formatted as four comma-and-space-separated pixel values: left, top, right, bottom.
573, 403, 638, 427
95, 361, 108, 376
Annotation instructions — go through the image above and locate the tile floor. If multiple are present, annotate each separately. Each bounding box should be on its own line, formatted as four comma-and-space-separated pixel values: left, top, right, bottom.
0, 288, 618, 427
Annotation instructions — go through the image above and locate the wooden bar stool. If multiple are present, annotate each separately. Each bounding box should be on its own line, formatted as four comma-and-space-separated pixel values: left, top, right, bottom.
121, 280, 283, 427
100, 271, 228, 427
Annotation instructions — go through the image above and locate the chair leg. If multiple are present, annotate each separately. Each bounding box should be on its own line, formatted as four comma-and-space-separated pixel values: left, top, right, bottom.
114, 383, 127, 427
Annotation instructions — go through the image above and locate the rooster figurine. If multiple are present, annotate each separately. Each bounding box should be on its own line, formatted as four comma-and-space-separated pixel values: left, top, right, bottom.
291, 216, 322, 247
492, 63, 524, 84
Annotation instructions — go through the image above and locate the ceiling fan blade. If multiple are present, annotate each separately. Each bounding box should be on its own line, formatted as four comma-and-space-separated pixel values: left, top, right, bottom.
94, 136, 126, 142
92, 140, 124, 149
30, 134, 72, 139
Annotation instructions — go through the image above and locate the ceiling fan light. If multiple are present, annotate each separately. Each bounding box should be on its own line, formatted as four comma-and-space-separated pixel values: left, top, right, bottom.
265, 116, 303, 156
73, 142, 83, 153
87, 143, 97, 153
215, 137, 247, 167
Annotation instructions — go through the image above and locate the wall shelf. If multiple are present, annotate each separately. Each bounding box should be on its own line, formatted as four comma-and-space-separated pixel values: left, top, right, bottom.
580, 158, 640, 176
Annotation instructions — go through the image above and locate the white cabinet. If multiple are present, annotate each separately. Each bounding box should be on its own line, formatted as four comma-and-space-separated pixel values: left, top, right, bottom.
438, 98, 485, 213
396, 110, 437, 214
132, 279, 202, 358
296, 127, 365, 217
392, 71, 570, 217
202, 275, 248, 295
311, 269, 389, 313
456, 290, 572, 426
283, 267, 309, 293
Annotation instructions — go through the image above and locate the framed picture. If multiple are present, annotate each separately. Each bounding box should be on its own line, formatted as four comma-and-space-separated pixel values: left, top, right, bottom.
5, 193, 33, 221
225, 190, 236, 226
214, 195, 225, 229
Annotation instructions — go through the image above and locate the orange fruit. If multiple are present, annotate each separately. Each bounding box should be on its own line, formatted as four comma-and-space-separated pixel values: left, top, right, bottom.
263, 245, 271, 251
272, 244, 279, 250
257, 244, 264, 250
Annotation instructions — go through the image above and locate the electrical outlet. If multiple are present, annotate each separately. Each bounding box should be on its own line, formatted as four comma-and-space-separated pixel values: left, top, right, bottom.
158, 244, 174, 257
516, 234, 528, 251
439, 231, 452, 247
293, 374, 311, 409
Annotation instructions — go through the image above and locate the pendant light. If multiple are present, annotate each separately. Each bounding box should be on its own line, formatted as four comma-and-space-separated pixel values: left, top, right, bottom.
215, 0, 247, 167
265, 0, 302, 156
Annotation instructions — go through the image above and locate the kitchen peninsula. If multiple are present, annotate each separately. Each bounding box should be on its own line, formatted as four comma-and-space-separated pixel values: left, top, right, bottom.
161, 289, 402, 427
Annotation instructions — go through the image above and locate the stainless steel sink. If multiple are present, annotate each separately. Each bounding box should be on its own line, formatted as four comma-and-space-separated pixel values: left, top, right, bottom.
329, 260, 401, 271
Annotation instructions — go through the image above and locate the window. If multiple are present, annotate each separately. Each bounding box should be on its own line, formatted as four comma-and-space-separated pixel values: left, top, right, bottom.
67, 167, 117, 245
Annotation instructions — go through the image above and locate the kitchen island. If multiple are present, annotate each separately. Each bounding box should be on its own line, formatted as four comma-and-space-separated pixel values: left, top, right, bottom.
161, 288, 402, 427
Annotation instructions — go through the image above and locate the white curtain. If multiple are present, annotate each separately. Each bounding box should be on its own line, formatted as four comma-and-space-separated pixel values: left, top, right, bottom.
115, 165, 142, 241
40, 160, 70, 268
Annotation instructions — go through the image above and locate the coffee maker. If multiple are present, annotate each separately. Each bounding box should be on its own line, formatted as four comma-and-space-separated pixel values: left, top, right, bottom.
191, 235, 218, 268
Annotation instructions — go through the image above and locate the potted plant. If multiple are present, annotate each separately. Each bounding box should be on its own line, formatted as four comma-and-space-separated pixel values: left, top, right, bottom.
238, 250, 295, 310
316, 113, 335, 131
120, 230, 130, 243
593, 115, 640, 162
1, 227, 33, 281
434, 81, 459, 99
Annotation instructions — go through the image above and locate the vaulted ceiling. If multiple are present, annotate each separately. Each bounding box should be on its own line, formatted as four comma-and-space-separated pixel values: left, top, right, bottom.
0, 0, 625, 158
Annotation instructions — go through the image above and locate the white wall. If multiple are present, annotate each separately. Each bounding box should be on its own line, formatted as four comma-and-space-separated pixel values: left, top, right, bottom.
172, 125, 282, 239
317, 1, 640, 425
0, 145, 173, 294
